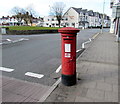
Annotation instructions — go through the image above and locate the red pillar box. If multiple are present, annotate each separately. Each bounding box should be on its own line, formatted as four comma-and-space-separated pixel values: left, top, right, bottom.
58, 27, 80, 86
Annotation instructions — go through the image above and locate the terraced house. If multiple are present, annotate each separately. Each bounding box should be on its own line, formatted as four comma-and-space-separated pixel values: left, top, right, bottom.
0, 16, 22, 26
44, 7, 110, 28
0, 16, 43, 26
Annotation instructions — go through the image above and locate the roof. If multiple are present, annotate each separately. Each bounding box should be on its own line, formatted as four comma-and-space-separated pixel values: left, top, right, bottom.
72, 7, 91, 15
88, 10, 94, 16
63, 7, 110, 20
72, 7, 82, 14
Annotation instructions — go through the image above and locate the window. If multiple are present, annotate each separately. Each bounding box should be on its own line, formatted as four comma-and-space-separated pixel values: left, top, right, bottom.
66, 23, 69, 26
72, 23, 75, 26
52, 23, 55, 26
61, 23, 64, 26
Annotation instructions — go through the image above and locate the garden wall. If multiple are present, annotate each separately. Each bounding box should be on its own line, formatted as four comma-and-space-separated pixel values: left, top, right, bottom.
6, 29, 58, 35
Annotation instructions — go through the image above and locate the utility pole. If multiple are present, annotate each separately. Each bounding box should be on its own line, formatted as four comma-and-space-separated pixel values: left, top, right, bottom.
101, 0, 105, 34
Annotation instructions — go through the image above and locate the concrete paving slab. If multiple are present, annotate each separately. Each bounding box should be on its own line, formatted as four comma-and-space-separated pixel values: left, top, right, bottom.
2, 90, 27, 102
96, 82, 113, 91
1, 76, 51, 102
105, 91, 118, 102
75, 96, 94, 102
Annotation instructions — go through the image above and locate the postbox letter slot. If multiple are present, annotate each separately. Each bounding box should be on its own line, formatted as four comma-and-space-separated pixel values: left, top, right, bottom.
64, 39, 73, 40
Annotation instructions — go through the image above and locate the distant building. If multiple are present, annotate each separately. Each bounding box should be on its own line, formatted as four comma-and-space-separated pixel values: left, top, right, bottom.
29, 17, 44, 26
43, 7, 110, 28
0, 16, 24, 26
0, 16, 43, 26
43, 15, 59, 27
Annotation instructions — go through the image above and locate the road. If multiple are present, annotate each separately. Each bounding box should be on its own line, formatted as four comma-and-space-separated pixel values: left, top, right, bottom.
2, 29, 108, 86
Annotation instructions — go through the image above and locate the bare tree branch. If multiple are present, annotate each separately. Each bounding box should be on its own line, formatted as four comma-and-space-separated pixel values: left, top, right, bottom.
11, 6, 38, 26
50, 2, 65, 27
26, 5, 37, 17
11, 7, 26, 15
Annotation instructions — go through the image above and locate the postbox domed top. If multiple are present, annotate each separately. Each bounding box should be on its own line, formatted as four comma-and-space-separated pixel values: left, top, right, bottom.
58, 27, 80, 34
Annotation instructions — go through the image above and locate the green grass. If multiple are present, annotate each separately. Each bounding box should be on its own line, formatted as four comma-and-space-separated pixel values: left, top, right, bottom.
7, 26, 60, 30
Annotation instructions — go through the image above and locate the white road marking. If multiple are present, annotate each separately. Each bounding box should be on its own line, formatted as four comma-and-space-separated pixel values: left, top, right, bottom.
81, 33, 99, 49
89, 38, 92, 41
19, 38, 29, 41
0, 38, 29, 45
0, 67, 14, 72
76, 49, 81, 52
12, 38, 29, 43
25, 72, 44, 79
22, 38, 29, 40
82, 43, 85, 48
6, 39, 11, 42
55, 65, 61, 73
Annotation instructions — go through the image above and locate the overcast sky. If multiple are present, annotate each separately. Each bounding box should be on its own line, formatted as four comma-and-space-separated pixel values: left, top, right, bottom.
0, 0, 112, 18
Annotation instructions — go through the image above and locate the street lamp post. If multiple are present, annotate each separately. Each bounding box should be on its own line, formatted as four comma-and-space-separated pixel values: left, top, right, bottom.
101, 0, 105, 34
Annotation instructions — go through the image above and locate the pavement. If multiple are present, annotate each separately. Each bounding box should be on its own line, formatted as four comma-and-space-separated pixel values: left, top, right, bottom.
45, 32, 119, 102
1, 31, 119, 103
1, 76, 51, 102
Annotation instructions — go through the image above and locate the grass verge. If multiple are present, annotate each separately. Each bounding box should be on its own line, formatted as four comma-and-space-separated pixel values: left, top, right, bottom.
6, 26, 60, 30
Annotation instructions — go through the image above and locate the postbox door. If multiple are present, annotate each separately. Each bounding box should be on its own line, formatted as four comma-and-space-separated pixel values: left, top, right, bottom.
62, 36, 76, 75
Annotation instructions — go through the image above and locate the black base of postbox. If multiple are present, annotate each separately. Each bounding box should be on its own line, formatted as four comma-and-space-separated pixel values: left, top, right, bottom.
61, 74, 76, 86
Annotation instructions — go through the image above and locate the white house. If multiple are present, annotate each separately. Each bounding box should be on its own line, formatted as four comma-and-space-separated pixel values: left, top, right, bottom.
43, 15, 67, 27
87, 10, 95, 27
63, 7, 90, 28
0, 16, 44, 26
0, 16, 24, 26
93, 12, 101, 27
78, 9, 89, 28
43, 15, 58, 27
63, 7, 80, 28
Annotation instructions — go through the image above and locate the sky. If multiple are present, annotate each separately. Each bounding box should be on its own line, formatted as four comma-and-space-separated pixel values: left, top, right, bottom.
0, 0, 112, 18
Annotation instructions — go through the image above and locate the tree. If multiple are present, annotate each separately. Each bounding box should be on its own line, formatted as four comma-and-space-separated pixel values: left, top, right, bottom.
23, 12, 33, 26
11, 7, 26, 25
25, 5, 38, 25
26, 5, 37, 17
11, 6, 26, 15
11, 6, 38, 26
50, 2, 65, 27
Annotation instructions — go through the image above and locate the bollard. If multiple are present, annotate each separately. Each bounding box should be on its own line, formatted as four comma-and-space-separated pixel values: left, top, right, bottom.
58, 27, 80, 86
